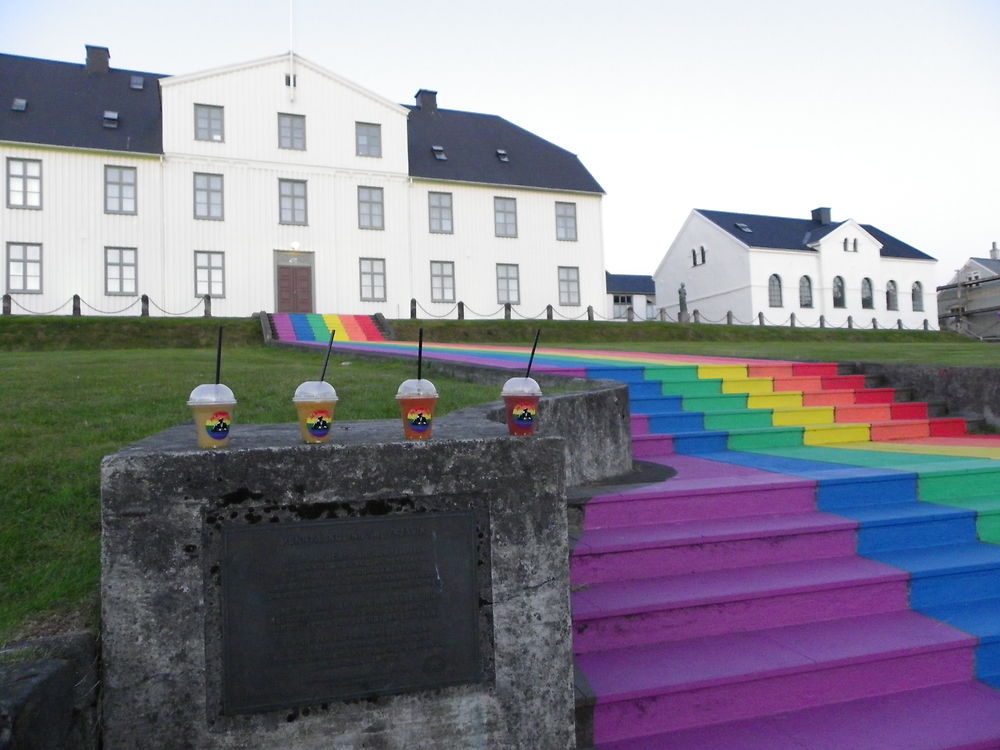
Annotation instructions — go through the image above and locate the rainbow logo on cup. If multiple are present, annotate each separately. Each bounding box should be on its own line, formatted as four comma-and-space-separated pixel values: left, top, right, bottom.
204, 410, 231, 440
406, 408, 432, 433
510, 402, 537, 426
306, 409, 332, 438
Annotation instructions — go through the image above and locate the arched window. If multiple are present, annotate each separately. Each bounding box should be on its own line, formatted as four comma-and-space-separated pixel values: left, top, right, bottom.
853, 238, 858, 252
799, 276, 813, 308
861, 278, 874, 309
768, 274, 783, 307
691, 249, 697, 266
832, 276, 846, 308
886, 280, 898, 311
843, 238, 849, 252
700, 246, 706, 264
911, 281, 924, 312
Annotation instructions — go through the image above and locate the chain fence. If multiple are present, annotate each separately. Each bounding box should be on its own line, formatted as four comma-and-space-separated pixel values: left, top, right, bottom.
2, 293, 211, 317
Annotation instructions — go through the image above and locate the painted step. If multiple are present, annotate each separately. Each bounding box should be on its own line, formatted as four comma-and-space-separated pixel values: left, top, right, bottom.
803, 387, 897, 406
571, 556, 908, 653
571, 511, 859, 585
868, 542, 1000, 608
631, 433, 674, 458
924, 597, 1000, 680
836, 501, 979, 554
592, 681, 1000, 750
772, 373, 868, 392
580, 474, 817, 528
576, 610, 976, 742
626, 395, 685, 414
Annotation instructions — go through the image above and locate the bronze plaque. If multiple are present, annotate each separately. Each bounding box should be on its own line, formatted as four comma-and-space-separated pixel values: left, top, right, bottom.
220, 512, 481, 714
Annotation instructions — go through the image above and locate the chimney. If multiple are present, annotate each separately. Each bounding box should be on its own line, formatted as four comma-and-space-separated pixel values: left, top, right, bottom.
415, 89, 438, 113
811, 207, 831, 225
991, 241, 999, 261
85, 45, 110, 74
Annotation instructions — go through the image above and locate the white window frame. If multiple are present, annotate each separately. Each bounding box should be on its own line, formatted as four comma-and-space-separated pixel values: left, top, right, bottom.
428, 192, 453, 234
278, 113, 306, 150
555, 202, 577, 241
6, 158, 42, 209
279, 179, 307, 225
861, 277, 874, 309
359, 257, 386, 301
193, 173, 224, 220
430, 261, 455, 303
886, 280, 899, 311
494, 197, 517, 238
833, 276, 846, 309
496, 263, 520, 304
6, 242, 42, 293
799, 276, 813, 308
558, 266, 580, 306
355, 122, 382, 157
912, 281, 924, 312
358, 186, 384, 230
104, 165, 137, 214
194, 104, 224, 142
768, 274, 783, 307
194, 250, 225, 298
105, 246, 137, 296
613, 294, 632, 319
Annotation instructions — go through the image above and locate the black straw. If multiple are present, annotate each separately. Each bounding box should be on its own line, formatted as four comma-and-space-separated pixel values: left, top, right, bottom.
319, 329, 336, 382
417, 328, 424, 381
525, 328, 541, 378
214, 326, 223, 384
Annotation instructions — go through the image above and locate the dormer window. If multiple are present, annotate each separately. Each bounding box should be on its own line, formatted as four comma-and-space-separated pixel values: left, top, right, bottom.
735, 222, 752, 233
130, 76, 144, 91
103, 110, 120, 128
496, 149, 509, 162
431, 145, 447, 161
843, 237, 858, 252
11, 98, 27, 112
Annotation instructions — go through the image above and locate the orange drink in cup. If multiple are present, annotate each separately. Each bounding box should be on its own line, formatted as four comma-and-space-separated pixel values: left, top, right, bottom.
187, 383, 236, 449
501, 376, 541, 436
396, 378, 438, 440
293, 380, 338, 443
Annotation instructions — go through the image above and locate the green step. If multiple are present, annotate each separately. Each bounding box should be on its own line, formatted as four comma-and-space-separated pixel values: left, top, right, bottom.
681, 393, 749, 412
642, 365, 700, 383
728, 426, 804, 451
661, 379, 724, 397
703, 410, 775, 430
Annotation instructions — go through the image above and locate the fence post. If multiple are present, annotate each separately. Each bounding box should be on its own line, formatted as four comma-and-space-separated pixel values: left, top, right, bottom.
820, 315, 826, 328
141, 294, 150, 317
587, 305, 594, 321
847, 316, 853, 329
203, 295, 212, 318
627, 306, 635, 322
726, 311, 733, 325
693, 310, 700, 324
2, 294, 10, 315
72, 294, 82, 316
923, 319, 929, 330
758, 312, 765, 326
457, 301, 464, 320
410, 298, 417, 319
659, 308, 667, 322
897, 319, 903, 330
872, 318, 878, 330
504, 303, 511, 320
790, 312, 796, 328
546, 304, 553, 320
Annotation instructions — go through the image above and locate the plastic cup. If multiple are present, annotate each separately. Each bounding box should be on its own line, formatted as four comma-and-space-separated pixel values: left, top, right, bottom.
395, 378, 438, 440
501, 377, 542, 437
293, 380, 339, 444
187, 383, 237, 449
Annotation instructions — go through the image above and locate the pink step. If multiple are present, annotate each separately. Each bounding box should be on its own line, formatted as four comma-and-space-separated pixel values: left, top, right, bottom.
571, 512, 858, 585
598, 681, 1000, 750
629, 415, 649, 435
572, 556, 908, 653
582, 474, 817, 528
580, 611, 976, 742
631, 433, 674, 458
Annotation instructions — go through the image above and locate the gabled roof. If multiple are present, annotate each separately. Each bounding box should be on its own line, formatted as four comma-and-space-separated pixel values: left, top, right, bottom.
969, 257, 1000, 276
606, 272, 655, 295
406, 94, 604, 194
695, 209, 935, 261
0, 50, 165, 154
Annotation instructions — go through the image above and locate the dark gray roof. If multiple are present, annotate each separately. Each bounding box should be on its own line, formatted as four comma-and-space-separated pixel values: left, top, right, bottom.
406, 100, 604, 194
0, 51, 165, 154
606, 272, 655, 295
970, 257, 1000, 275
696, 209, 935, 261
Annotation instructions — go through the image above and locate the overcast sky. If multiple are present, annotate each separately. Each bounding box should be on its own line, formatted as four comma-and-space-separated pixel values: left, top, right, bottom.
4, 0, 998, 285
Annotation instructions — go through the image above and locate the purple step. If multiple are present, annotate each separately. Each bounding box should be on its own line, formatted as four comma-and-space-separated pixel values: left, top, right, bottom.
579, 611, 976, 742
631, 433, 674, 458
571, 512, 858, 585
572, 556, 908, 653
597, 681, 1000, 750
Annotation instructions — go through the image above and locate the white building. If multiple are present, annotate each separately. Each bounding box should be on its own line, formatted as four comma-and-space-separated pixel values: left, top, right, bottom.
605, 272, 656, 320
654, 208, 937, 329
1, 46, 606, 318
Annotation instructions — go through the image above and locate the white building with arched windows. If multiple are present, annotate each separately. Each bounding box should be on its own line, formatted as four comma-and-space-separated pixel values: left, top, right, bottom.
654, 207, 937, 329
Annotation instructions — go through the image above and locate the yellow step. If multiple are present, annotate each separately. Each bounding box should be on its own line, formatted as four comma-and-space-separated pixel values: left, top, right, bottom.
804, 422, 871, 446
698, 364, 749, 380
721, 377, 775, 395
771, 406, 836, 427
748, 391, 803, 409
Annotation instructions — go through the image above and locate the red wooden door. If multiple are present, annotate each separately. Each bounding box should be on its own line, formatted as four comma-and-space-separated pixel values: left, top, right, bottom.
276, 265, 313, 313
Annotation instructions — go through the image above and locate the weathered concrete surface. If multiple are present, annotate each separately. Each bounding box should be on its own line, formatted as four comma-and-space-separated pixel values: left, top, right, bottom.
0, 633, 99, 750
101, 418, 574, 750
848, 361, 1000, 428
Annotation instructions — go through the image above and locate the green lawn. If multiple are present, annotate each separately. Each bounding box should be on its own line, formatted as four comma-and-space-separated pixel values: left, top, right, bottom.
0, 346, 499, 642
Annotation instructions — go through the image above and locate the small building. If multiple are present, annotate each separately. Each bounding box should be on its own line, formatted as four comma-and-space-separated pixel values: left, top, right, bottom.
654, 208, 938, 329
937, 243, 1000, 339
605, 272, 655, 320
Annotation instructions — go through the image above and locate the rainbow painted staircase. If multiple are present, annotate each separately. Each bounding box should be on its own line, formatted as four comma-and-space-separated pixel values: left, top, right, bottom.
268, 313, 387, 342
270, 334, 1000, 747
